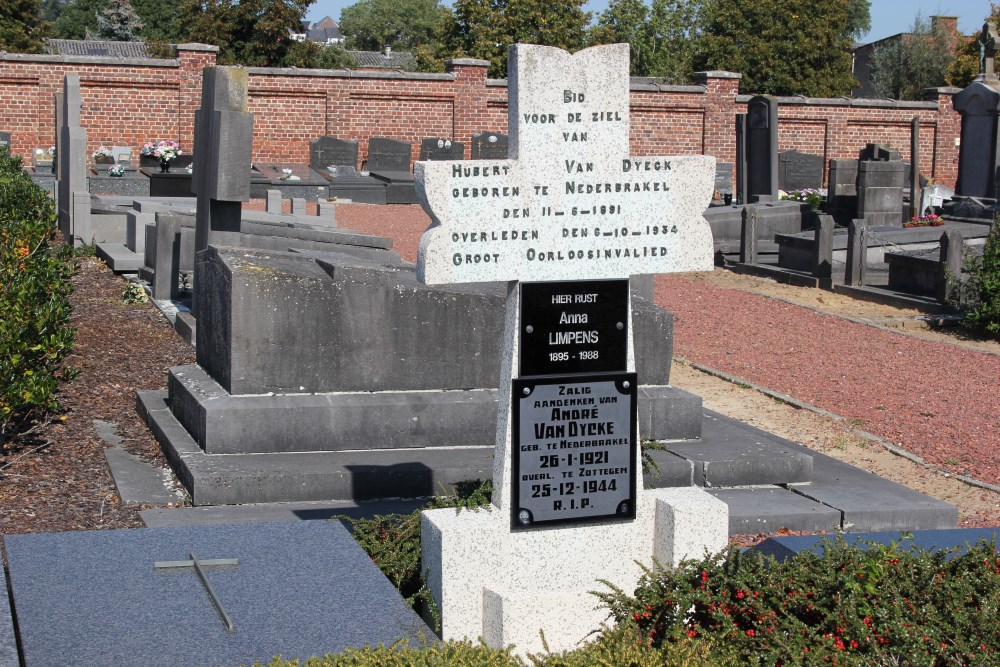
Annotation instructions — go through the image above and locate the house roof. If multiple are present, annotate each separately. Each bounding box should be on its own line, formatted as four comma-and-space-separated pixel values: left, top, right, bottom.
347, 49, 417, 70
45, 39, 152, 58
307, 26, 345, 42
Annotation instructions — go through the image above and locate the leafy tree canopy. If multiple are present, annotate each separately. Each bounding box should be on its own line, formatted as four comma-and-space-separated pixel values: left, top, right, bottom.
93, 0, 142, 40
590, 0, 701, 82
693, 0, 869, 96
0, 0, 50, 52
340, 0, 449, 52
870, 11, 956, 100
177, 0, 312, 66
445, 0, 591, 77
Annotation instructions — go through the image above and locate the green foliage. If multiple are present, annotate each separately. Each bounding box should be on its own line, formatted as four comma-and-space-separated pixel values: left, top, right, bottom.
0, 148, 76, 447
255, 627, 729, 666
0, 0, 50, 52
963, 217, 1000, 338
51, 0, 102, 39
600, 536, 1000, 665
444, 0, 591, 77
281, 40, 360, 69
692, 0, 867, 96
131, 0, 183, 42
176, 0, 310, 66
93, 0, 142, 41
340, 0, 450, 54
590, 0, 701, 83
871, 11, 955, 100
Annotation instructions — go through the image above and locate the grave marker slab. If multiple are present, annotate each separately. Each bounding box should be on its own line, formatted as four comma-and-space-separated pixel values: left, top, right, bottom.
310, 136, 358, 171
4, 521, 430, 667
366, 138, 411, 172
0, 131, 10, 150
471, 132, 509, 160
778, 149, 823, 192
417, 43, 724, 656
745, 96, 778, 201
419, 137, 465, 161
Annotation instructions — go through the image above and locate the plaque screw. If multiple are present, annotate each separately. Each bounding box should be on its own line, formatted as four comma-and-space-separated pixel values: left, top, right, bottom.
616, 322, 624, 330
622, 381, 630, 389
525, 325, 534, 333
522, 387, 530, 396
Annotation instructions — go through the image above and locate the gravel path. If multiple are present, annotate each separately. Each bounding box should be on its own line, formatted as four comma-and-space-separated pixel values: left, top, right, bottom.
334, 203, 1000, 488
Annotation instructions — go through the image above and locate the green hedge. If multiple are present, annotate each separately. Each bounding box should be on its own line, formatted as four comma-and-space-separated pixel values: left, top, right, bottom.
0, 147, 76, 445
963, 215, 1000, 337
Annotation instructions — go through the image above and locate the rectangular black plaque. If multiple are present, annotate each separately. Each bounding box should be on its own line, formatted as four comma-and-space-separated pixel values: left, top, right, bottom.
511, 373, 637, 529
519, 279, 628, 377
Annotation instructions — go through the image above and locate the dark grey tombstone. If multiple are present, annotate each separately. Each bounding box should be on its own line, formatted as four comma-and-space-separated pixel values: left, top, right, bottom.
859, 143, 901, 162
858, 160, 905, 226
739, 206, 758, 264
0, 131, 10, 151
192, 67, 254, 317
735, 113, 747, 204
310, 136, 358, 171
5, 521, 430, 667
938, 230, 964, 301
366, 138, 411, 172
910, 117, 921, 219
845, 219, 868, 286
714, 162, 733, 199
952, 81, 1000, 199
752, 528, 1000, 563
470, 132, 508, 160
745, 96, 779, 201
827, 158, 859, 221
778, 149, 824, 192
419, 137, 465, 161
53, 92, 63, 181
813, 215, 834, 288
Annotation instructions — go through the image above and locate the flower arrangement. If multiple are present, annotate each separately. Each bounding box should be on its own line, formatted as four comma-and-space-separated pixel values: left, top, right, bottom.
92, 146, 114, 160
47, 146, 56, 156
108, 164, 125, 177
141, 140, 181, 162
780, 188, 822, 210
278, 167, 300, 181
904, 213, 943, 228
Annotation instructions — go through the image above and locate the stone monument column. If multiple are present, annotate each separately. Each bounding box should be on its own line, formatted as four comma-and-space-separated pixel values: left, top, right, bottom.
57, 74, 90, 246
953, 22, 1000, 200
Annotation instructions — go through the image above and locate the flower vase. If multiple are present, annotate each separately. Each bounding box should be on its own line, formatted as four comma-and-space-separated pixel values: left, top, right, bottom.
159, 158, 170, 173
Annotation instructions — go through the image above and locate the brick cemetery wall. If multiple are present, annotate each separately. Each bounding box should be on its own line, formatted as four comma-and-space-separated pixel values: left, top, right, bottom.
0, 47, 961, 189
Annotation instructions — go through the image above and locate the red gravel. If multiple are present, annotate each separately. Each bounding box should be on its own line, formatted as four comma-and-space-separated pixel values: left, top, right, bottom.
655, 275, 1000, 486
335, 203, 1000, 488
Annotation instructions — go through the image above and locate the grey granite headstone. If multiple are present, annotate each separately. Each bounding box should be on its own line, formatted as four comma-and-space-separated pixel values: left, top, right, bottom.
5, 521, 430, 667
0, 131, 9, 150
858, 160, 905, 226
752, 528, 1000, 563
953, 80, 1000, 198
366, 138, 411, 172
57, 74, 90, 245
778, 149, 823, 192
859, 143, 901, 162
266, 189, 282, 212
470, 132, 508, 160
745, 96, 778, 201
714, 162, 733, 197
310, 136, 358, 171
419, 137, 465, 161
192, 66, 254, 317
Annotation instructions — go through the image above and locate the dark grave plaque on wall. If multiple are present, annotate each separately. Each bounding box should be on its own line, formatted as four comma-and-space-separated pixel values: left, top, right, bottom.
471, 132, 509, 160
519, 279, 628, 377
511, 373, 637, 528
310, 136, 358, 171
778, 150, 823, 192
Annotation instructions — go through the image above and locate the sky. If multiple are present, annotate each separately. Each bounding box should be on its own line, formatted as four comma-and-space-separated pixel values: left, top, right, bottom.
305, 0, 994, 43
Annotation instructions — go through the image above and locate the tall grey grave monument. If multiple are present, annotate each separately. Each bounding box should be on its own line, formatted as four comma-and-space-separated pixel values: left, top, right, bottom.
953, 22, 1000, 199
192, 67, 254, 316
417, 43, 726, 655
57, 74, 91, 245
745, 96, 779, 202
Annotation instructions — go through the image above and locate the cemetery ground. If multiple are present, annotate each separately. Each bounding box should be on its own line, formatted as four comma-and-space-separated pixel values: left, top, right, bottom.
1, 202, 998, 539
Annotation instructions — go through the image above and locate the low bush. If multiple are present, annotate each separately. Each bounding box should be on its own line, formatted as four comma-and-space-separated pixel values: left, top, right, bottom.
962, 215, 1000, 337
601, 536, 1000, 665
0, 147, 76, 446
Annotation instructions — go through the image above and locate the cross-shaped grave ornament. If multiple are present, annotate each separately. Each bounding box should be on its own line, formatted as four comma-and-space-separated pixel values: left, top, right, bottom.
154, 552, 239, 631
979, 22, 998, 81
416, 43, 715, 285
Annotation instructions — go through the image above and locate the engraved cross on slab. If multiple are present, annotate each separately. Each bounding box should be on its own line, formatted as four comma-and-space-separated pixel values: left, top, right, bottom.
154, 552, 239, 631
416, 43, 715, 285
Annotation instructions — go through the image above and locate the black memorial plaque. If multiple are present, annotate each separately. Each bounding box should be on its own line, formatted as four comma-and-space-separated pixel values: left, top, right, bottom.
519, 279, 628, 377
512, 373, 637, 529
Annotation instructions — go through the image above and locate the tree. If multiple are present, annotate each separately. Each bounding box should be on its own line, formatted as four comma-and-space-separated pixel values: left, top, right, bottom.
52, 0, 102, 38
131, 0, 183, 42
870, 12, 955, 100
93, 0, 142, 40
590, 0, 702, 82
177, 0, 311, 66
692, 0, 869, 96
281, 40, 359, 69
340, 0, 449, 52
0, 0, 49, 52
444, 0, 591, 77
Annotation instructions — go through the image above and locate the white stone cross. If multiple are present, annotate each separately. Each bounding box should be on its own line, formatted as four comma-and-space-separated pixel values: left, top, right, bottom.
416, 43, 715, 285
